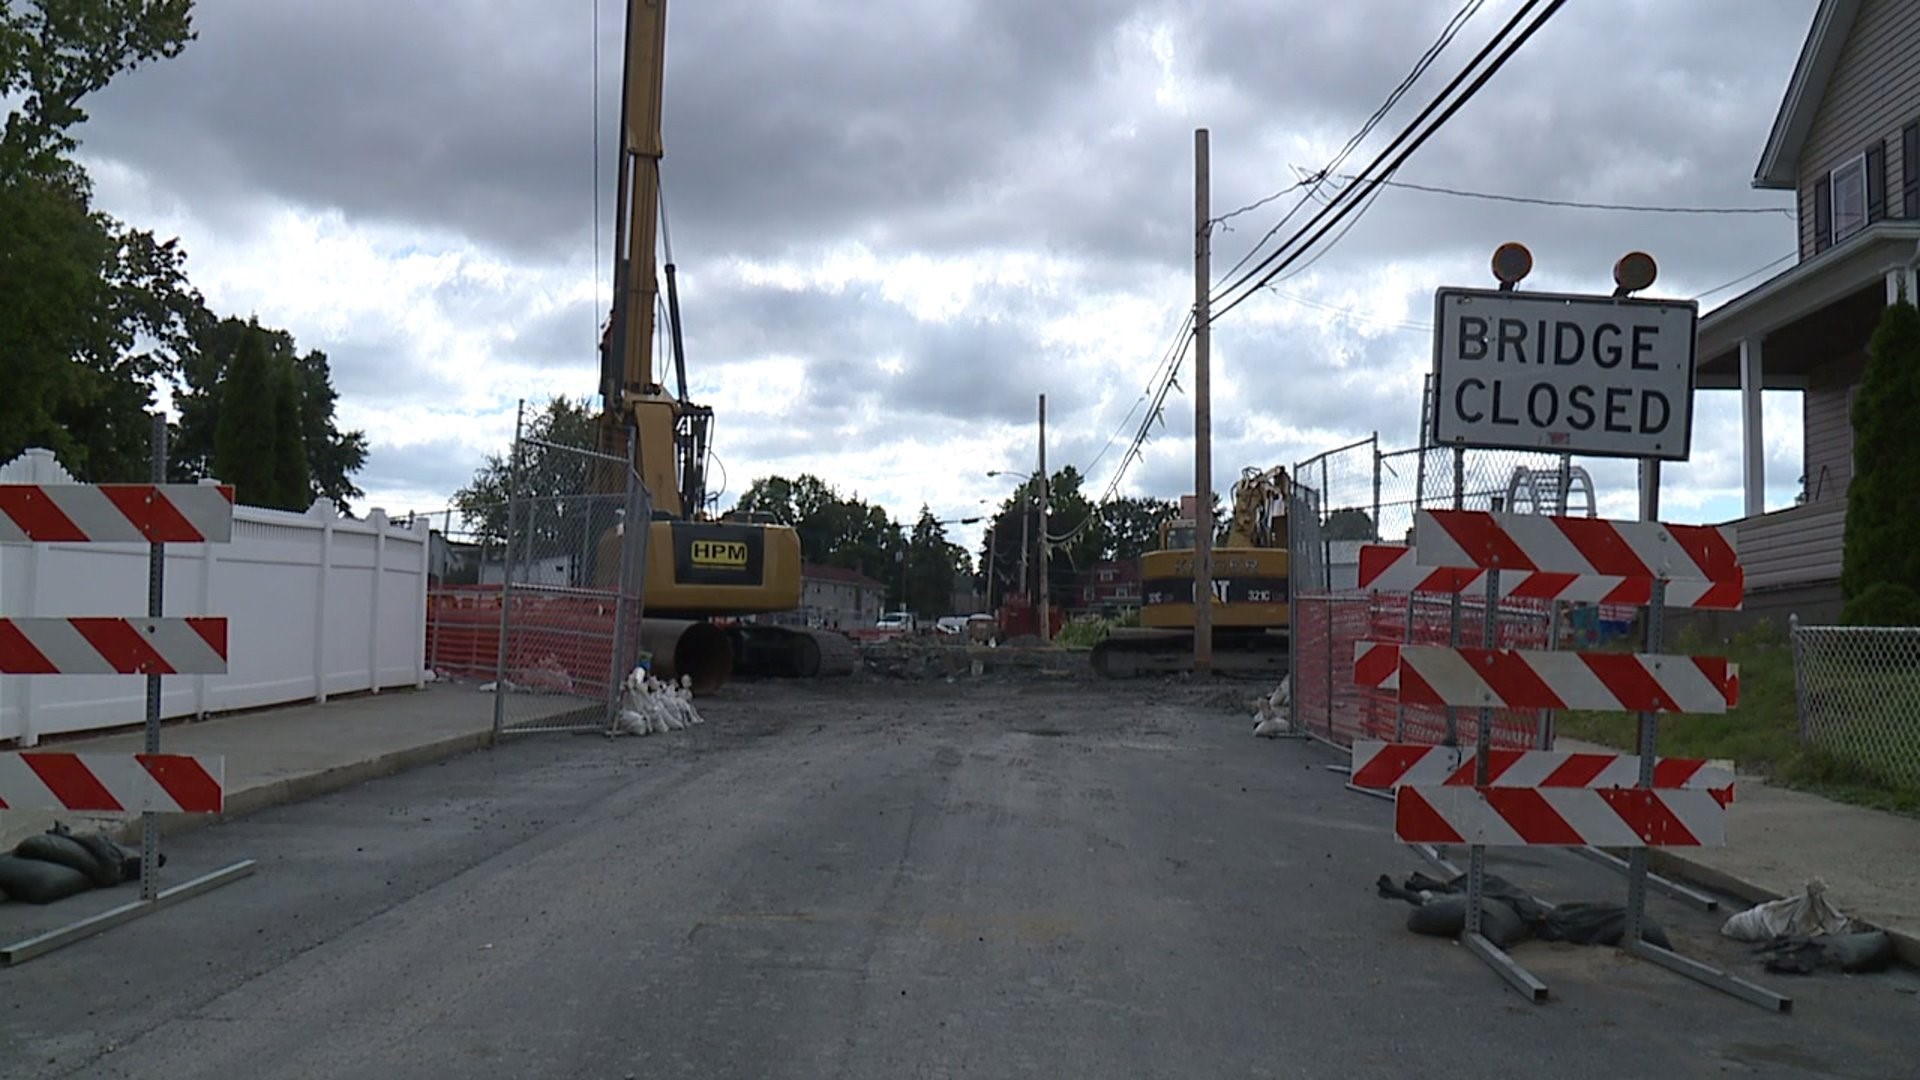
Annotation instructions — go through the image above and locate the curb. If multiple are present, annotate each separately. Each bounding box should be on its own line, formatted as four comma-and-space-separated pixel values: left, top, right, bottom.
1647, 849, 1920, 970
97, 728, 497, 851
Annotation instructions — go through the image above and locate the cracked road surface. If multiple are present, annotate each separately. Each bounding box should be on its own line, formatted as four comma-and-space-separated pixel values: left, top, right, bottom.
1, 679, 1916, 1079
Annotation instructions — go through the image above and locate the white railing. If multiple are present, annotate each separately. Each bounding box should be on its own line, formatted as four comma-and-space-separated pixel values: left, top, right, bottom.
0, 448, 430, 745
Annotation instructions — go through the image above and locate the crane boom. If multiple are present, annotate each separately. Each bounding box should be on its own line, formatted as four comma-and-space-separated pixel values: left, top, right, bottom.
600, 0, 667, 415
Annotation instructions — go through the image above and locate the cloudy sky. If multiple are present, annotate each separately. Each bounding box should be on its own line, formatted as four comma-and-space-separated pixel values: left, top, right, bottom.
72, 0, 1817, 550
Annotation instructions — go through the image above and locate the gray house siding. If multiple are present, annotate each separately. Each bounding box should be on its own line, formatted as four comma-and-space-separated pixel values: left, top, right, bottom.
1738, 499, 1847, 591
1796, 0, 1920, 258
1800, 349, 1866, 502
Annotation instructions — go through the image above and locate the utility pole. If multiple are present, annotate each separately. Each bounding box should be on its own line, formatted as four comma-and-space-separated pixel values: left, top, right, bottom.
1038, 393, 1050, 642
1193, 127, 1214, 673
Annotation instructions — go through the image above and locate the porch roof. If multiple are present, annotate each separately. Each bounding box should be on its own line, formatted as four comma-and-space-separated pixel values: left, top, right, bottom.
1695, 223, 1920, 389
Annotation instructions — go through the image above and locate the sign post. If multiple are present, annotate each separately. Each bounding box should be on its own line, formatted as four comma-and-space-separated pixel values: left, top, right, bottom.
1383, 246, 1787, 1010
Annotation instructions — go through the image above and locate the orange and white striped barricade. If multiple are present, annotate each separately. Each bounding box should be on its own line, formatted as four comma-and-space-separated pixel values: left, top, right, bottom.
0, 425, 255, 966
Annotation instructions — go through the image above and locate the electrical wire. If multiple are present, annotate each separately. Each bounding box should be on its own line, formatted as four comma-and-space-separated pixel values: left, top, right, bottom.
1693, 252, 1796, 301
1212, 0, 1486, 288
1083, 309, 1193, 477
1343, 176, 1796, 216
1212, 0, 1547, 312
1212, 0, 1569, 323
1266, 173, 1394, 288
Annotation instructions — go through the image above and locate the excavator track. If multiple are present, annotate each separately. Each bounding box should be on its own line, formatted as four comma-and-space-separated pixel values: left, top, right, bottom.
1091, 628, 1290, 679
729, 624, 859, 679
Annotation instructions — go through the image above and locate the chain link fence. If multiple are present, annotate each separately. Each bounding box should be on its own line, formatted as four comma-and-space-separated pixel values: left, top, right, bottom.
1791, 624, 1920, 793
1287, 428, 1614, 750
411, 420, 653, 737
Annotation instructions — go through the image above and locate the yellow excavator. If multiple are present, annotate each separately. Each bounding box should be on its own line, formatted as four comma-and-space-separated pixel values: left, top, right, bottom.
1091, 465, 1291, 677
590, 0, 854, 690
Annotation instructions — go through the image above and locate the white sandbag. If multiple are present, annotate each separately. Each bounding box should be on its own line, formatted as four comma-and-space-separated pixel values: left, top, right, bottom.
1721, 878, 1851, 942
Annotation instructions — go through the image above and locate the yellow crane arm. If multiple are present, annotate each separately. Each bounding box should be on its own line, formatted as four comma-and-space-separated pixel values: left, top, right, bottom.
601, 0, 668, 409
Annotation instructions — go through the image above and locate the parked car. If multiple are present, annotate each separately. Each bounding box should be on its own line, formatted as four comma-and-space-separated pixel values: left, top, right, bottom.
876, 611, 917, 632
934, 616, 969, 635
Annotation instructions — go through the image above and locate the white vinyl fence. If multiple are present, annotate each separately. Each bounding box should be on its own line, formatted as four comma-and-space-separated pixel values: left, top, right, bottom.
0, 448, 430, 745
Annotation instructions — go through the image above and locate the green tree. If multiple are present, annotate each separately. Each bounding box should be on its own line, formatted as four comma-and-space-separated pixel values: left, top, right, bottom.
978, 467, 1103, 602
731, 473, 907, 592
1842, 298, 1920, 624
1100, 495, 1178, 560
269, 356, 311, 510
452, 396, 599, 546
0, 1, 202, 480
211, 326, 277, 505
171, 313, 368, 510
733, 475, 797, 523
904, 505, 968, 617
1323, 507, 1376, 542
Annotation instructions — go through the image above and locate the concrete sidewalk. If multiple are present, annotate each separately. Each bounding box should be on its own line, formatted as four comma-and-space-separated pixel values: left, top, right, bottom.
1557, 737, 1920, 964
0, 683, 581, 853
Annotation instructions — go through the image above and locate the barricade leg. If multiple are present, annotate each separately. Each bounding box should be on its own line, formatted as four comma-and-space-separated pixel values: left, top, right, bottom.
2, 860, 257, 966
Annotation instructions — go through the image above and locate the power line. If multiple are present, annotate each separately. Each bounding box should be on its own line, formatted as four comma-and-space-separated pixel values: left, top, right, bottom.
1343, 176, 1796, 216
1266, 174, 1395, 288
1212, 0, 1549, 313
1693, 252, 1796, 301
1212, 0, 1569, 322
1213, 0, 1487, 286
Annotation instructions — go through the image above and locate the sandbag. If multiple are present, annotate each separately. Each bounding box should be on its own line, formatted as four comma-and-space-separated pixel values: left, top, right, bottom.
0, 854, 93, 905
1721, 878, 1850, 942
1405, 894, 1532, 949
70, 832, 130, 886
14, 831, 117, 888
1538, 901, 1673, 950
1760, 931, 1895, 975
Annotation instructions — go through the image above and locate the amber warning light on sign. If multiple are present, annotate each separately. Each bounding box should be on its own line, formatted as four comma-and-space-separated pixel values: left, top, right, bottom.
1429, 287, 1699, 462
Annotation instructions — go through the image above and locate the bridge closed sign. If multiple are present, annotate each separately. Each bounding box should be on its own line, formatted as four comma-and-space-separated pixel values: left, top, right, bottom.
1430, 287, 1699, 461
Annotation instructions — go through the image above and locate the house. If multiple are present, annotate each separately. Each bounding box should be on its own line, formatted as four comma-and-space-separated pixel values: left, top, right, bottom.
1694, 0, 1920, 623
1076, 558, 1142, 616
786, 562, 887, 629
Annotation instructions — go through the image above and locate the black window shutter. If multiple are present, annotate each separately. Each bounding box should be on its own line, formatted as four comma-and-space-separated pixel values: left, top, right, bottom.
1815, 173, 1833, 251
1867, 139, 1887, 222
1904, 122, 1919, 218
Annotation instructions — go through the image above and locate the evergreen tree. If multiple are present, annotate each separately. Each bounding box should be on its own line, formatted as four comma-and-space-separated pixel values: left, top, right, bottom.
1841, 298, 1920, 625
171, 312, 367, 510
269, 356, 312, 510
212, 325, 278, 505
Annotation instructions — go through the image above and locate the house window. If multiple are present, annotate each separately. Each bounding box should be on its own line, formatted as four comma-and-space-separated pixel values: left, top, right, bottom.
1905, 121, 1919, 218
1831, 154, 1868, 241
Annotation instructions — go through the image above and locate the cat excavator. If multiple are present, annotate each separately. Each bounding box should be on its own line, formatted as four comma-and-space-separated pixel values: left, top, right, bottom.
1090, 465, 1292, 677
589, 0, 855, 690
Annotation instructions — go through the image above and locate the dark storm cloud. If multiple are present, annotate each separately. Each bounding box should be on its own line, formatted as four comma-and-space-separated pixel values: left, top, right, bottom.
66, 0, 1828, 512
80, 0, 1818, 278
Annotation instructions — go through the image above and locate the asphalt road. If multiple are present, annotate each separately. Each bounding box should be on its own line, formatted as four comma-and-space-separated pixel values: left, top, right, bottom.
1, 678, 1917, 1079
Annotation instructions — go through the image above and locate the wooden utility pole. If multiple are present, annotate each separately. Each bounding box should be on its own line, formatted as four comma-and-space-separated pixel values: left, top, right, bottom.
1193, 128, 1214, 672
1038, 393, 1050, 642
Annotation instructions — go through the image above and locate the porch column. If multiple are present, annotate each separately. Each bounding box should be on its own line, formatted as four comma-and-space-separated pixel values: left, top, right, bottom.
1888, 266, 1919, 306
1740, 337, 1765, 518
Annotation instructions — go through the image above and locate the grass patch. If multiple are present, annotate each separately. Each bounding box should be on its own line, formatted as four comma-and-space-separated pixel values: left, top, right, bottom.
1055, 616, 1112, 651
1553, 620, 1920, 817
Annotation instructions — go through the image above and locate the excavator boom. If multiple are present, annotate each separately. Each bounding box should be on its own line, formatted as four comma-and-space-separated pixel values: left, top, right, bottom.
584, 0, 836, 690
